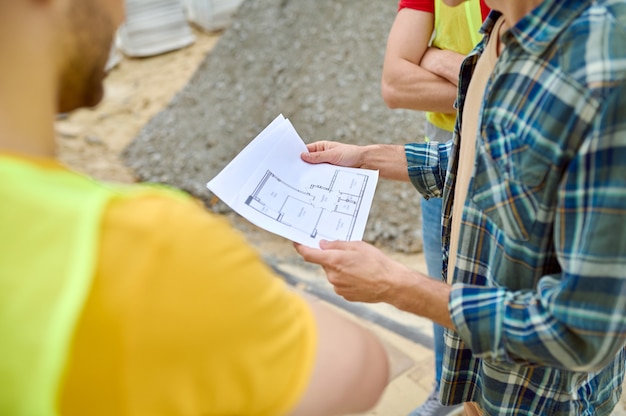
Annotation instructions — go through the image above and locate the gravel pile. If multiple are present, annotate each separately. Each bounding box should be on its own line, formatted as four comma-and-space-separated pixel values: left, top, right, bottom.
123, 0, 429, 253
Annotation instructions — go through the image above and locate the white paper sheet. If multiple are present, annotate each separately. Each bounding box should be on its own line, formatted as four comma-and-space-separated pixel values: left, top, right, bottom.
207, 114, 379, 248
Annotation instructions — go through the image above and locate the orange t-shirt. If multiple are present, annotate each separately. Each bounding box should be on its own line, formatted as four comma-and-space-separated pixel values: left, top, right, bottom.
3, 158, 319, 415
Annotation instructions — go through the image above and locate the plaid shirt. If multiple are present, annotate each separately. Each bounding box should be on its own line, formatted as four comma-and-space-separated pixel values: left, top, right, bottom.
405, 0, 626, 414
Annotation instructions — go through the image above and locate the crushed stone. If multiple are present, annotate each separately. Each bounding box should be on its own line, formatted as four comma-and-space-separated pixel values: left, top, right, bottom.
123, 0, 430, 253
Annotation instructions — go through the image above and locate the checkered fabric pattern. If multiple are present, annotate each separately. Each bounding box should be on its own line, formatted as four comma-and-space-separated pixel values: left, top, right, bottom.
404, 0, 626, 414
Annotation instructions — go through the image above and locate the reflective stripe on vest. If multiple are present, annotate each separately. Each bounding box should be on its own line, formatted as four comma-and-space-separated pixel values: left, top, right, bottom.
0, 156, 114, 415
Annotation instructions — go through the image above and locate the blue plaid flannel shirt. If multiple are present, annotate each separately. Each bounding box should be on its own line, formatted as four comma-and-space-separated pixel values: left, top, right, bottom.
405, 0, 626, 414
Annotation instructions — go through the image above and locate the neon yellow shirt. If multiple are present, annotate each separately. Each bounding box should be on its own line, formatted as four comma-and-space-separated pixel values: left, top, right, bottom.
426, 0, 483, 132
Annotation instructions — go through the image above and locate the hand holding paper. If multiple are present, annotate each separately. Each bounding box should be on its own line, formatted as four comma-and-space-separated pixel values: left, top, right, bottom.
207, 115, 379, 248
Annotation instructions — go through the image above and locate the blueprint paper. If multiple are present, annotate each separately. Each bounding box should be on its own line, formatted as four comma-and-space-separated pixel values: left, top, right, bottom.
207, 114, 379, 248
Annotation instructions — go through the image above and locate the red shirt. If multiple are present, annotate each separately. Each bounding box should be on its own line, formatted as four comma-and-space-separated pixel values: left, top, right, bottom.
398, 0, 490, 20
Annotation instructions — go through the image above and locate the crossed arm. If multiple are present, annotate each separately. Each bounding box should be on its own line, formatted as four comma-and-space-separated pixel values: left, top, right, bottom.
381, 8, 466, 113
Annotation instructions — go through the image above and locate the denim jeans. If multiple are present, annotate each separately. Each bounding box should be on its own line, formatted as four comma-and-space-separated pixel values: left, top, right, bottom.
421, 196, 445, 386
421, 121, 452, 387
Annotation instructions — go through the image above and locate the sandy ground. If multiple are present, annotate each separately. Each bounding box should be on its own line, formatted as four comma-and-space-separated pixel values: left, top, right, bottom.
54, 28, 626, 416
56, 29, 220, 184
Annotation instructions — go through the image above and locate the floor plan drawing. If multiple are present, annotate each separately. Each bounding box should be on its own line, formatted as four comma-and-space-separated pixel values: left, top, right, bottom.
245, 169, 369, 241
208, 114, 378, 247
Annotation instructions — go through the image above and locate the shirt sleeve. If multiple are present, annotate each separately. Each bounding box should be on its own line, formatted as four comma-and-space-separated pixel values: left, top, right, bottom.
479, 1, 490, 21
59, 192, 317, 416
449, 79, 626, 373
397, 0, 487, 19
404, 141, 451, 199
397, 0, 434, 13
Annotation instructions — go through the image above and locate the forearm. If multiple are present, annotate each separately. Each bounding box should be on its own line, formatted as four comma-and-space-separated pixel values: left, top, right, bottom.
359, 144, 410, 182
381, 61, 457, 114
420, 47, 466, 86
302, 141, 447, 189
385, 269, 454, 330
294, 240, 455, 330
381, 8, 456, 114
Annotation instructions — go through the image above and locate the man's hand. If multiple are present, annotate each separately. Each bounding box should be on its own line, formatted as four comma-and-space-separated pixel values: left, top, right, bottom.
301, 141, 366, 168
294, 240, 412, 303
294, 239, 455, 329
302, 141, 410, 182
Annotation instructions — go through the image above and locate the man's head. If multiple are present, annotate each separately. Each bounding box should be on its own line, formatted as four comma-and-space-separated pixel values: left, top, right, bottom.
0, 0, 125, 114
55, 0, 125, 112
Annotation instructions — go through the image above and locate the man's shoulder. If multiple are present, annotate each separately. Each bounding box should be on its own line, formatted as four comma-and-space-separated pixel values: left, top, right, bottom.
398, 0, 434, 14
602, 0, 626, 24
555, 0, 626, 87
563, 0, 626, 52
104, 188, 251, 255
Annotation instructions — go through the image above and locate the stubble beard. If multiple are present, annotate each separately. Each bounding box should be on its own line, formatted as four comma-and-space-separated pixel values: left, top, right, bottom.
56, 1, 115, 113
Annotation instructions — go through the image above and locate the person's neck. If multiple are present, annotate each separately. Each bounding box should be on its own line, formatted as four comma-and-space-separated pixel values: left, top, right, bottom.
0, 75, 57, 158
490, 0, 543, 27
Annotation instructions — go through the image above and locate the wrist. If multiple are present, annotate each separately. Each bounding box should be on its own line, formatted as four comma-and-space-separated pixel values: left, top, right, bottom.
361, 144, 407, 181
359, 144, 380, 170
383, 267, 422, 312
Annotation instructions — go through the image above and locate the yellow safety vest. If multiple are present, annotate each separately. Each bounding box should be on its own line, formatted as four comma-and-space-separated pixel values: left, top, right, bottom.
0, 156, 116, 415
0, 155, 189, 416
426, 0, 483, 132
0, 157, 119, 416
0, 156, 189, 415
